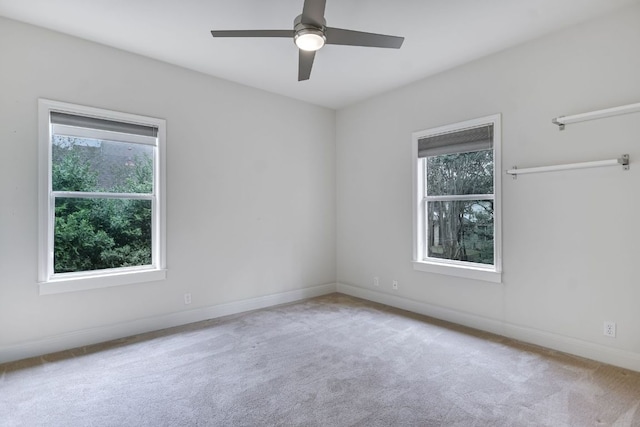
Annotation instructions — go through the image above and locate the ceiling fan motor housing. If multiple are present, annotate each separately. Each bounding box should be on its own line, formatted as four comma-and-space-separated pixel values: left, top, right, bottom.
294, 14, 326, 51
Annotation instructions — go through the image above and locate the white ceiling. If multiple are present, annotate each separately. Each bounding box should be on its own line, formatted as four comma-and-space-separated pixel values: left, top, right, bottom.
1, 0, 638, 109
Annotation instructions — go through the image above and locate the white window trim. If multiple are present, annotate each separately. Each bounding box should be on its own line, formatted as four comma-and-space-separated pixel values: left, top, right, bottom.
38, 99, 167, 295
411, 114, 502, 283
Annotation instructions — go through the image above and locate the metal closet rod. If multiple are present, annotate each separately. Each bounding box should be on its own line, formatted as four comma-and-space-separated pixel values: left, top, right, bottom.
506, 155, 629, 177
552, 102, 640, 130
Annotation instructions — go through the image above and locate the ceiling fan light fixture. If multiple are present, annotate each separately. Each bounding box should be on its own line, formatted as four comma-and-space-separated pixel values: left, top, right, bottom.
295, 28, 326, 51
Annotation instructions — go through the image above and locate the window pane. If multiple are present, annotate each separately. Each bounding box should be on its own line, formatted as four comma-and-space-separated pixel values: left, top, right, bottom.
54, 197, 152, 273
52, 136, 153, 193
427, 200, 494, 265
426, 150, 493, 196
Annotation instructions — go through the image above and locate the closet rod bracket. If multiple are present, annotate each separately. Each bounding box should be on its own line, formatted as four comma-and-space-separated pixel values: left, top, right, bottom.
552, 117, 565, 130
619, 154, 630, 170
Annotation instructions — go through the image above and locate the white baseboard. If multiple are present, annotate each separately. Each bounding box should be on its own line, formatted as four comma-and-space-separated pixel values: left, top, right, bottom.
337, 283, 640, 372
337, 282, 506, 335
0, 283, 337, 364
6, 282, 639, 372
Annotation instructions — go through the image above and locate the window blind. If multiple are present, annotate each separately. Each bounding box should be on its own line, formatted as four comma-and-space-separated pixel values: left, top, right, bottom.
418, 124, 493, 158
50, 112, 158, 138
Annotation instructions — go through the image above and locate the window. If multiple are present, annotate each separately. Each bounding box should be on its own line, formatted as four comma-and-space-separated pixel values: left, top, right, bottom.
412, 114, 501, 283
38, 99, 166, 294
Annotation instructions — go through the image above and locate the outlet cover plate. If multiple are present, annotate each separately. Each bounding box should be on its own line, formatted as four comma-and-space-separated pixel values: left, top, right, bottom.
604, 321, 616, 337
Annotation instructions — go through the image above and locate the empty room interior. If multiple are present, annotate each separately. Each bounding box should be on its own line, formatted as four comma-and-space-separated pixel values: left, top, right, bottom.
1, 0, 640, 425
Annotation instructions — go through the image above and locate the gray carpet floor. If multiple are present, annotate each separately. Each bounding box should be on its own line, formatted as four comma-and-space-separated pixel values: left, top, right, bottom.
1, 293, 640, 426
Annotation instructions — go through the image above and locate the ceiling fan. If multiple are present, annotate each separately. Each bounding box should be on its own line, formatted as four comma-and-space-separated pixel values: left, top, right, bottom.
210, 0, 404, 81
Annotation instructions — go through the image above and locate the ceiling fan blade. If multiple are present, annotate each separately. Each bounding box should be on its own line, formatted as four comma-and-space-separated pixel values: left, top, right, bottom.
325, 27, 404, 49
298, 50, 316, 81
301, 0, 327, 26
211, 30, 293, 38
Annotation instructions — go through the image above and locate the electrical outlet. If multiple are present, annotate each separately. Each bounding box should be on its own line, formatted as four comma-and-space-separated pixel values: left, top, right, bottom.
184, 293, 192, 305
604, 321, 616, 338
373, 276, 379, 287
392, 280, 398, 290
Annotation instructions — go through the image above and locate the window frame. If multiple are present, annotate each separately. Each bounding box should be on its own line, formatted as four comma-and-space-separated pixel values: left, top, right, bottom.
38, 99, 167, 295
411, 114, 502, 283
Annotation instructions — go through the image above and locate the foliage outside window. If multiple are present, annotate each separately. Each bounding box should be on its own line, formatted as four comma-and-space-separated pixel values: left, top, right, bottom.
52, 136, 154, 272
412, 115, 501, 282
38, 100, 166, 293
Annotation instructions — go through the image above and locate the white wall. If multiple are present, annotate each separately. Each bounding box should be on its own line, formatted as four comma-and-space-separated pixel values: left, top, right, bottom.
336, 4, 640, 370
0, 17, 336, 360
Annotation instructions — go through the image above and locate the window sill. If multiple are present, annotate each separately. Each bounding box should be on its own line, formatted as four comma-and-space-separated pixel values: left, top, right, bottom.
39, 268, 167, 295
413, 260, 502, 283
